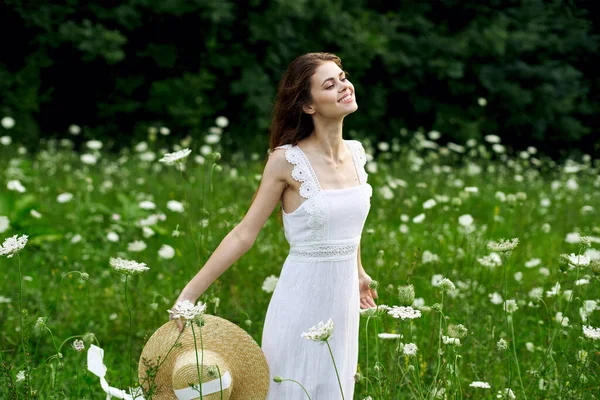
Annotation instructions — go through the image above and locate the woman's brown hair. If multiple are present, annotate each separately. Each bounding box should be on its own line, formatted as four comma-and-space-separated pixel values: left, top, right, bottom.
251, 52, 345, 223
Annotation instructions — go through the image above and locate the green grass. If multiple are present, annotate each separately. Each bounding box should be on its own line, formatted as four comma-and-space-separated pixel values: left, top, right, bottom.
1, 131, 599, 399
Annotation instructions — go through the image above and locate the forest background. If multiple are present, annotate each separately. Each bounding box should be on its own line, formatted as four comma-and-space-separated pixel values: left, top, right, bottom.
0, 0, 598, 161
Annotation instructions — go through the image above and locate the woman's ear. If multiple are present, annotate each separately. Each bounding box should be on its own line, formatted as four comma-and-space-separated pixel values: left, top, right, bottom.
302, 102, 315, 115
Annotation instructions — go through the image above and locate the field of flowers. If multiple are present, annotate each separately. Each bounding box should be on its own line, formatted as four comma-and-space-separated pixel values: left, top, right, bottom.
1, 116, 599, 399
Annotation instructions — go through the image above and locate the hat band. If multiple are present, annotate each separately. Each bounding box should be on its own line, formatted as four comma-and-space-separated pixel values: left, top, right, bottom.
174, 371, 232, 399
87, 344, 232, 399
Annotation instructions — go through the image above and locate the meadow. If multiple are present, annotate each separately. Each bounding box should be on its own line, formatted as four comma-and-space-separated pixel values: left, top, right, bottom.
1, 119, 599, 399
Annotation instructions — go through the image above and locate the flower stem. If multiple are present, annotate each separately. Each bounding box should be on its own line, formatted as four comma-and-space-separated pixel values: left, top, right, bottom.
325, 339, 345, 400
279, 378, 312, 399
509, 317, 527, 399
365, 315, 371, 394
216, 365, 223, 400
191, 324, 204, 399
17, 254, 32, 399
125, 276, 133, 386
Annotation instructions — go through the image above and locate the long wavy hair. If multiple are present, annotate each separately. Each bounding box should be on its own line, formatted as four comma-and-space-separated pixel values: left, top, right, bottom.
250, 52, 346, 223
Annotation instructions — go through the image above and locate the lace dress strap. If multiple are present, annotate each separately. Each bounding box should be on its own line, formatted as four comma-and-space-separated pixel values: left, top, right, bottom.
344, 139, 369, 185
272, 144, 320, 199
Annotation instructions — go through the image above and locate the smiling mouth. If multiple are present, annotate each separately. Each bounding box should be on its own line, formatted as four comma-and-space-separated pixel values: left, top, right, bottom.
338, 93, 354, 103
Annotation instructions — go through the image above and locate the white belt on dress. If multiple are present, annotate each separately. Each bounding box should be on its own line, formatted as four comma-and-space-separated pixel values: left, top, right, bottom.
288, 236, 361, 262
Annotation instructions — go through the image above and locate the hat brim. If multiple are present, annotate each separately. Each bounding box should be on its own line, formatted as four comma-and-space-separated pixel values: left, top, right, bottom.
138, 315, 269, 399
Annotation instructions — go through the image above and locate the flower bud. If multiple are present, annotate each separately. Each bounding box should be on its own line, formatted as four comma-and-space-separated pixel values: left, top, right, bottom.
590, 260, 600, 276
431, 303, 443, 313
369, 280, 379, 290
273, 376, 283, 383
397, 284, 415, 307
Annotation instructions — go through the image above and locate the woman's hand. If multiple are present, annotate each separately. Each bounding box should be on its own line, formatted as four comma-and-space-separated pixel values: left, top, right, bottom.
169, 293, 197, 332
358, 271, 378, 309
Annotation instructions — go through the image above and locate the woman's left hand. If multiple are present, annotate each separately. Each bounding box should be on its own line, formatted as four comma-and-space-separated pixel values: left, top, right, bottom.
358, 271, 378, 309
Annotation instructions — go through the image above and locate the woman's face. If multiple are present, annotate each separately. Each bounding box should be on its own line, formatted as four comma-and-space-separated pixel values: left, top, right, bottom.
303, 61, 357, 118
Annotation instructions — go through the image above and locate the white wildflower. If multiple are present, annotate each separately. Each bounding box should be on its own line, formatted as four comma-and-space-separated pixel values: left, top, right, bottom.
458, 214, 474, 227
57, 193, 73, 203
442, 336, 461, 346
403, 343, 418, 356
378, 333, 402, 340
72, 339, 85, 352
1, 116, 16, 129
159, 148, 192, 165
439, 278, 456, 291
0, 216, 9, 233
167, 200, 185, 213
128, 240, 147, 252
0, 234, 28, 258
158, 244, 175, 259
109, 257, 149, 276
7, 180, 26, 193
215, 116, 229, 128
582, 325, 600, 340
139, 200, 156, 210
489, 292, 503, 304
261, 275, 279, 293
496, 388, 516, 399
168, 299, 207, 326
504, 299, 518, 313
80, 153, 98, 165
301, 318, 334, 342
469, 381, 491, 389
568, 254, 590, 268
387, 306, 422, 320
107, 232, 119, 242
86, 140, 103, 150
487, 238, 519, 252
497, 338, 508, 350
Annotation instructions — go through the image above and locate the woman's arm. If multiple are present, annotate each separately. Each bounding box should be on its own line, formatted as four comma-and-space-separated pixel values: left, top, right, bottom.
357, 242, 365, 275
171, 148, 290, 329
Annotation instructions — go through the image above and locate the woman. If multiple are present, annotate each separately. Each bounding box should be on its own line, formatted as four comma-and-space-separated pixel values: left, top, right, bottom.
171, 52, 377, 399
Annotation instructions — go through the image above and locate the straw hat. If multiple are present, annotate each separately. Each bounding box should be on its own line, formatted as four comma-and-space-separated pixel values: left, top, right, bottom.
138, 315, 270, 399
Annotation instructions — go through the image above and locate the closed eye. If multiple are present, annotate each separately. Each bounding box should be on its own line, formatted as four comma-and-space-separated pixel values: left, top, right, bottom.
327, 77, 348, 90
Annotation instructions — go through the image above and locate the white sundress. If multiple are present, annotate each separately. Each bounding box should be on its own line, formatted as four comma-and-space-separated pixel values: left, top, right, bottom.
261, 139, 372, 400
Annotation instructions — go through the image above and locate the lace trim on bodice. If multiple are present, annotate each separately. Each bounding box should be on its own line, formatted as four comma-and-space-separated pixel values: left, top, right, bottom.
272, 140, 370, 243
289, 236, 361, 262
